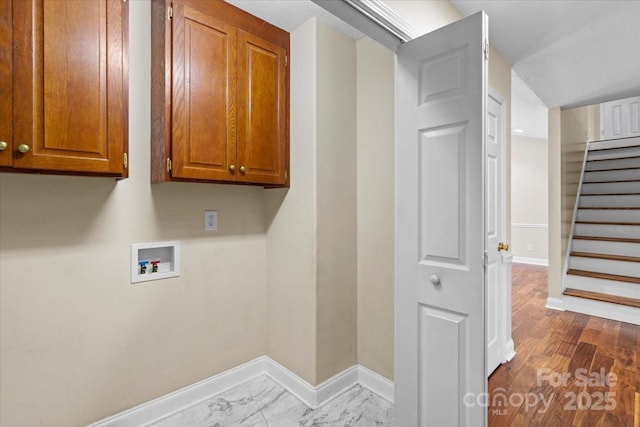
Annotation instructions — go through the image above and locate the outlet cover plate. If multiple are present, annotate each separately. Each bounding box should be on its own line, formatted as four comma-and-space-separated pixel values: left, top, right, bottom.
205, 210, 218, 231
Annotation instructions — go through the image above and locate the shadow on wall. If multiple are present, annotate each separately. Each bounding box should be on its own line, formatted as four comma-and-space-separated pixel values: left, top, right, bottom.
0, 173, 117, 251
150, 181, 267, 239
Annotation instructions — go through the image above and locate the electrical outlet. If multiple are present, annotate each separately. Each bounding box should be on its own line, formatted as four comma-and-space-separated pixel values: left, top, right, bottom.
527, 243, 533, 252
204, 210, 218, 231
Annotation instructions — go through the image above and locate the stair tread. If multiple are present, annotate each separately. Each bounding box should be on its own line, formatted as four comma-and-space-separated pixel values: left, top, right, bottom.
587, 155, 640, 162
573, 235, 640, 243
583, 179, 640, 184
579, 206, 640, 210
566, 269, 640, 284
581, 193, 640, 196
590, 136, 640, 145
589, 141, 640, 153
585, 166, 640, 172
576, 220, 640, 226
571, 251, 640, 263
563, 288, 640, 308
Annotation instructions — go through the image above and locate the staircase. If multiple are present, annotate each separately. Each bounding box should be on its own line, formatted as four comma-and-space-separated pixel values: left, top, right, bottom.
563, 136, 640, 325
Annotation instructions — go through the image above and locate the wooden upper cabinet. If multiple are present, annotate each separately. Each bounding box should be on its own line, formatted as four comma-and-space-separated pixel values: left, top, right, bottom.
2, 0, 128, 177
0, 0, 12, 167
151, 0, 290, 186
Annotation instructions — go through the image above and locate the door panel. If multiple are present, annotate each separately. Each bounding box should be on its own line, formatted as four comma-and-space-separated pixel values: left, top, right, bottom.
395, 11, 488, 426
486, 91, 505, 375
601, 96, 640, 140
172, 4, 237, 181
236, 30, 287, 185
12, 0, 126, 174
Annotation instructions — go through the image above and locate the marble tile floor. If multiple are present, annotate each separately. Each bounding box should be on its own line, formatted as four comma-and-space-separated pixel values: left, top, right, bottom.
150, 374, 394, 427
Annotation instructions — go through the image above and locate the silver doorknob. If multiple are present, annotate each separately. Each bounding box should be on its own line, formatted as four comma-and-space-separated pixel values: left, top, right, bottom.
429, 275, 441, 286
18, 144, 30, 154
0, 141, 7, 151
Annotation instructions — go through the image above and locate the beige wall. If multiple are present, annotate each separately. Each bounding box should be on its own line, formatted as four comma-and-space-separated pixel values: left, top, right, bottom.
560, 105, 600, 264
546, 105, 599, 299
356, 37, 395, 381
266, 19, 358, 385
548, 108, 563, 299
511, 135, 548, 261
0, 2, 267, 425
265, 18, 318, 384
315, 22, 358, 383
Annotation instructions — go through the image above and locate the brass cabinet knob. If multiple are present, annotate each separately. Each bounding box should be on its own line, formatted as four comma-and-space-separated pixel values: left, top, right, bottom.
0, 141, 7, 151
18, 144, 30, 154
229, 164, 236, 173
497, 242, 509, 252
239, 166, 246, 174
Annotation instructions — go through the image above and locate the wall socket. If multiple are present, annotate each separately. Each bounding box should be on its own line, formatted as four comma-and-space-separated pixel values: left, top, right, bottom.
204, 210, 218, 231
527, 243, 533, 252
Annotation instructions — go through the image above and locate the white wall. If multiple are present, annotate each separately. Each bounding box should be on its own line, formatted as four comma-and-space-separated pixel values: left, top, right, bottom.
511, 135, 548, 262
0, 3, 267, 426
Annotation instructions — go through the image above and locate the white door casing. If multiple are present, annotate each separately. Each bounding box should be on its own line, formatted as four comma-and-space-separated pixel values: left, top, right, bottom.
395, 11, 488, 427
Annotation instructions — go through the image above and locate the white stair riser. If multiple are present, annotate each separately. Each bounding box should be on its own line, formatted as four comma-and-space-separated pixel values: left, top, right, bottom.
569, 256, 640, 277
572, 238, 640, 257
587, 146, 640, 161
575, 223, 640, 238
582, 181, 640, 194
589, 137, 640, 151
583, 168, 640, 182
565, 273, 640, 299
562, 296, 640, 325
580, 194, 640, 207
585, 157, 640, 171
577, 209, 640, 222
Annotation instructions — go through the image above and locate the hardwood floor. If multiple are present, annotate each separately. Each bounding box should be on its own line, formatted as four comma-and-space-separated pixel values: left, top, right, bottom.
489, 263, 639, 427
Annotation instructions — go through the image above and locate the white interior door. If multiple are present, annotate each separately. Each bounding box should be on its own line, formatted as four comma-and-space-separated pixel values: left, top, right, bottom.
395, 11, 488, 427
600, 95, 640, 140
486, 90, 506, 376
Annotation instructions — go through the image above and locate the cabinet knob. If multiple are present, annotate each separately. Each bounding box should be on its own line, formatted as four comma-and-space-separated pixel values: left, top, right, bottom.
0, 141, 7, 151
18, 144, 30, 154
239, 166, 246, 174
229, 164, 236, 173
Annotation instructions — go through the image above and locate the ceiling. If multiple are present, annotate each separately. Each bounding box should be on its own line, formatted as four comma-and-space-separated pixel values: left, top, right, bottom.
228, 0, 640, 113
451, 0, 640, 109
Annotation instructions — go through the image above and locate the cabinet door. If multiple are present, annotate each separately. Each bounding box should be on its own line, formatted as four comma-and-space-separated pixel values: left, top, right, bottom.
236, 30, 287, 185
12, 0, 127, 175
0, 0, 12, 167
171, 3, 237, 181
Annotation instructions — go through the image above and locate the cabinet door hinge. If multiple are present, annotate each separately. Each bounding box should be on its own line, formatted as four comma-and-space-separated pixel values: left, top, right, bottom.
167, 158, 172, 172
285, 55, 288, 66
284, 170, 288, 181
168, 5, 173, 20
483, 39, 489, 60
123, 152, 128, 169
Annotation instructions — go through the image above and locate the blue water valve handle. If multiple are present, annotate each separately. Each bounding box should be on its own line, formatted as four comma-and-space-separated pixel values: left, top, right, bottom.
139, 261, 149, 274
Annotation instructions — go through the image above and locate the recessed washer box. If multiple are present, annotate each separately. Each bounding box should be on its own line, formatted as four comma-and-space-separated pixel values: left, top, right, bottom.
131, 241, 180, 283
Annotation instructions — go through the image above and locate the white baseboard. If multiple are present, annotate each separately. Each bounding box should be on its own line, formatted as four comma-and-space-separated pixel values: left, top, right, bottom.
545, 297, 565, 311
512, 256, 549, 266
88, 357, 394, 426
503, 339, 516, 362
87, 356, 268, 427
358, 365, 395, 403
